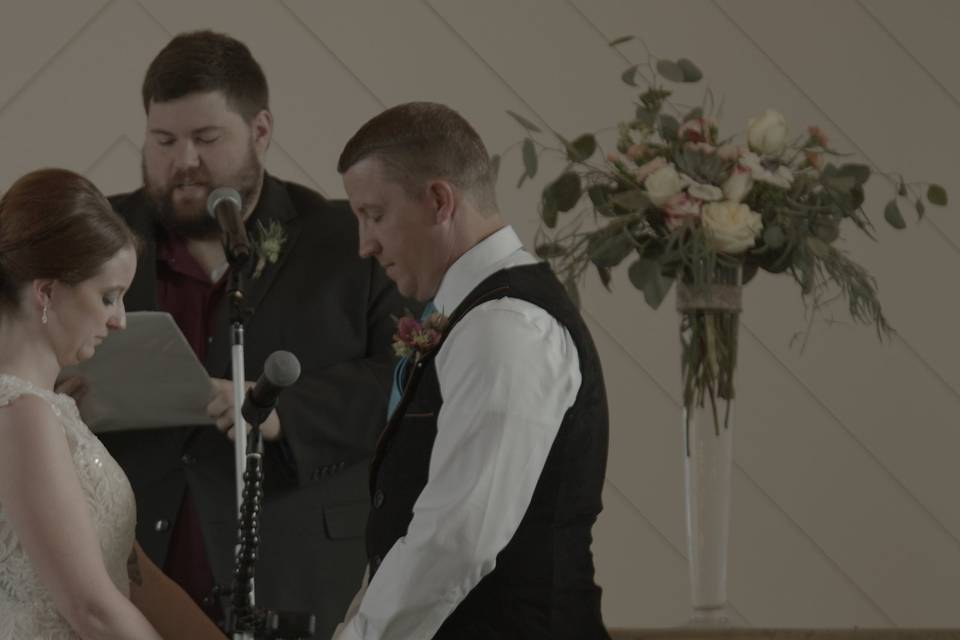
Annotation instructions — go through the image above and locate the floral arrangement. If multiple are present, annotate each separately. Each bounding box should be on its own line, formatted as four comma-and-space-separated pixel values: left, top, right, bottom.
504, 39, 948, 439
392, 310, 449, 361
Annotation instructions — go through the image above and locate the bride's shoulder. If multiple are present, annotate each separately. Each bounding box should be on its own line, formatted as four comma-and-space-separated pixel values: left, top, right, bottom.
0, 376, 64, 434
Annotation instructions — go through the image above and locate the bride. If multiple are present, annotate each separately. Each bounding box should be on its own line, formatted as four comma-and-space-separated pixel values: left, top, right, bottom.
0, 168, 223, 639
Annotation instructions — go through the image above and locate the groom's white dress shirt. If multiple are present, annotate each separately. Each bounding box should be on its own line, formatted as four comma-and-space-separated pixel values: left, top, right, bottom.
334, 226, 582, 640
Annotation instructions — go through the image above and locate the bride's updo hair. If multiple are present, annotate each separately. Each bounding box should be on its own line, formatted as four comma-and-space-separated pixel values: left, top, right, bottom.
0, 168, 137, 316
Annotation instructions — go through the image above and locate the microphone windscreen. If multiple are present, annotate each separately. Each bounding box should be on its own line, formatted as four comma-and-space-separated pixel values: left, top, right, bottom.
263, 350, 301, 388
206, 187, 242, 217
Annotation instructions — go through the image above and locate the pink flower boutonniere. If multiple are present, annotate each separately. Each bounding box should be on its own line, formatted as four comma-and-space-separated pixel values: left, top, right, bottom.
392, 310, 448, 360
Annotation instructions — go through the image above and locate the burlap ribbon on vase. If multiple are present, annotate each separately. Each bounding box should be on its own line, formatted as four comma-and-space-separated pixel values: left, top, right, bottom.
675, 281, 743, 314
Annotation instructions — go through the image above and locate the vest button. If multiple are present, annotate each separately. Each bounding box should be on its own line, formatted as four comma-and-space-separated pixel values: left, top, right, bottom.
154, 519, 170, 532
373, 489, 385, 509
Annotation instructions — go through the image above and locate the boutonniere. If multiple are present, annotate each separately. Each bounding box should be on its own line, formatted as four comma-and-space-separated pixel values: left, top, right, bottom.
392, 310, 449, 360
251, 220, 287, 279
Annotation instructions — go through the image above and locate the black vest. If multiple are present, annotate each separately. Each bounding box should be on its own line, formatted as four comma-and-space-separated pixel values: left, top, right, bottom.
366, 263, 610, 640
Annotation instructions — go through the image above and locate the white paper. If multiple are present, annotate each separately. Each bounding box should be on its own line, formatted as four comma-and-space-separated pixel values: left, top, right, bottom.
62, 311, 213, 433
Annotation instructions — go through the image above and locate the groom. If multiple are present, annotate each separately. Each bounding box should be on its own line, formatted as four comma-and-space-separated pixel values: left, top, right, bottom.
334, 102, 611, 639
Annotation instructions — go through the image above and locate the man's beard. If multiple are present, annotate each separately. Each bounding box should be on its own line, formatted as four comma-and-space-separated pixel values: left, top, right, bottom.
142, 143, 263, 240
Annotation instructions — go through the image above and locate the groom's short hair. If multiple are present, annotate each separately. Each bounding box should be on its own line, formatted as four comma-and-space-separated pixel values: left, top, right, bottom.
337, 102, 499, 214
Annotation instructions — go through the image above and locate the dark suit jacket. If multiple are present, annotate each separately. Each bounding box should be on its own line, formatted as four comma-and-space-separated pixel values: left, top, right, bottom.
100, 175, 408, 639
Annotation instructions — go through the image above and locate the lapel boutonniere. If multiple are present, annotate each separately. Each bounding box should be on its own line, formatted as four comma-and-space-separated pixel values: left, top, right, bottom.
392, 310, 449, 361
251, 220, 287, 279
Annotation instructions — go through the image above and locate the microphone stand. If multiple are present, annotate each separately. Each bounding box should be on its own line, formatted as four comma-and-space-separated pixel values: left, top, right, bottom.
225, 361, 316, 640
229, 413, 263, 639
225, 255, 254, 640
219, 261, 315, 639
227, 261, 249, 528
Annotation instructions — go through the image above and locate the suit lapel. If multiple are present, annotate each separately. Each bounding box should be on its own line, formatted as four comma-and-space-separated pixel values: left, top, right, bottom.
243, 176, 302, 316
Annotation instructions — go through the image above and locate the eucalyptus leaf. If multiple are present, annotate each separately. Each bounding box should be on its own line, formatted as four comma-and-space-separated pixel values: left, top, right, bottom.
635, 108, 657, 129
507, 110, 542, 133
621, 64, 639, 87
540, 194, 558, 228
547, 172, 582, 212
927, 183, 948, 206
659, 114, 680, 142
742, 262, 760, 285
677, 58, 703, 82
588, 186, 617, 217
588, 185, 610, 207
655, 59, 685, 83
763, 225, 786, 249
628, 257, 674, 309
596, 264, 613, 291
522, 138, 538, 179
837, 163, 871, 185
566, 134, 597, 162
609, 35, 635, 47
589, 232, 634, 268
822, 175, 857, 192
611, 189, 651, 213
884, 199, 906, 230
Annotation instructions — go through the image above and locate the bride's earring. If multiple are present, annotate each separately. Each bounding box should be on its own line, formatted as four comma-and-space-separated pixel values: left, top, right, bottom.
41, 304, 48, 325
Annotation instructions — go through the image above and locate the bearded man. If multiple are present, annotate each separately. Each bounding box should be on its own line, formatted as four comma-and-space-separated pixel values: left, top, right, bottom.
99, 30, 408, 639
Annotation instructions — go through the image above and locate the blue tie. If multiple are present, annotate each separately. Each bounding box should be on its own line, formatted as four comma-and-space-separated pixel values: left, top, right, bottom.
387, 301, 436, 419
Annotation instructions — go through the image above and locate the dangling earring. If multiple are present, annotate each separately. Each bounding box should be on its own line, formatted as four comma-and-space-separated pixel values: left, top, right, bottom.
41, 304, 48, 325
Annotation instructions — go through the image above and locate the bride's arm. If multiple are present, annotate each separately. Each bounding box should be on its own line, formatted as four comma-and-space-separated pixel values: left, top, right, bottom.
0, 395, 162, 640
128, 542, 226, 639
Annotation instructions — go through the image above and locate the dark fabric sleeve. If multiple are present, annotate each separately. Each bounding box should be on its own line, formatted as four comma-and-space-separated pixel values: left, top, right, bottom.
268, 258, 417, 487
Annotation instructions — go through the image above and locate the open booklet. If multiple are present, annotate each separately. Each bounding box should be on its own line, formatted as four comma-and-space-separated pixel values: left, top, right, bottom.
61, 311, 213, 433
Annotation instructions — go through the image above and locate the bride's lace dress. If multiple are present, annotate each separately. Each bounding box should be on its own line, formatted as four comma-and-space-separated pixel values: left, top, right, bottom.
0, 374, 137, 639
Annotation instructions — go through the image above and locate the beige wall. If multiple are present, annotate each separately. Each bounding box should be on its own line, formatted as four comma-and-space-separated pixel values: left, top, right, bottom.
2, 0, 957, 628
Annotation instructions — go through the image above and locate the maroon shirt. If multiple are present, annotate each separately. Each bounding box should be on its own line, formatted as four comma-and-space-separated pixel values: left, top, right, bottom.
155, 231, 226, 617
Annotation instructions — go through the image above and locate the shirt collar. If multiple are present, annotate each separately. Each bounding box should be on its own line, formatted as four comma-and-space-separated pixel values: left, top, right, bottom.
433, 226, 524, 316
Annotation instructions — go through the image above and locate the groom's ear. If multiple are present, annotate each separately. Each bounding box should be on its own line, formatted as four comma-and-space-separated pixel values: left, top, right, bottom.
426, 179, 457, 224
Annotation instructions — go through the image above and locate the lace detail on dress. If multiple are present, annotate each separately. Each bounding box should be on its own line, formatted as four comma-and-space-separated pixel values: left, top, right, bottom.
0, 374, 137, 639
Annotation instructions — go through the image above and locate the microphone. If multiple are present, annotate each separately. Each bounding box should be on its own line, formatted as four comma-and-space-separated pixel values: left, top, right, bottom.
206, 187, 251, 267
241, 350, 301, 428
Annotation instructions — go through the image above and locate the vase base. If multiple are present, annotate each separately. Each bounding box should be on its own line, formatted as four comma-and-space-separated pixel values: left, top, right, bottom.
684, 607, 732, 628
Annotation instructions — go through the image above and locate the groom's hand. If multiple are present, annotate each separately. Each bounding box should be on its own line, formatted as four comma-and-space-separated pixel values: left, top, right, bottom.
207, 378, 282, 441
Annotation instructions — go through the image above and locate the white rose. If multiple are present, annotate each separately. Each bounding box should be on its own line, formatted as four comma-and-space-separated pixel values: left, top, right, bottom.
644, 163, 684, 206
722, 169, 753, 203
716, 144, 743, 161
634, 156, 667, 182
747, 109, 788, 156
702, 201, 764, 254
687, 182, 724, 202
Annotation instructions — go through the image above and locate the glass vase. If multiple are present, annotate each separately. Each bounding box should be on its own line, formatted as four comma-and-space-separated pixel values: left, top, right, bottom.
677, 263, 741, 626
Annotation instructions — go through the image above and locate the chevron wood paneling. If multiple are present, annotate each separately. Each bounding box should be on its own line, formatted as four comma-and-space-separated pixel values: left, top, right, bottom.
1, 0, 957, 629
